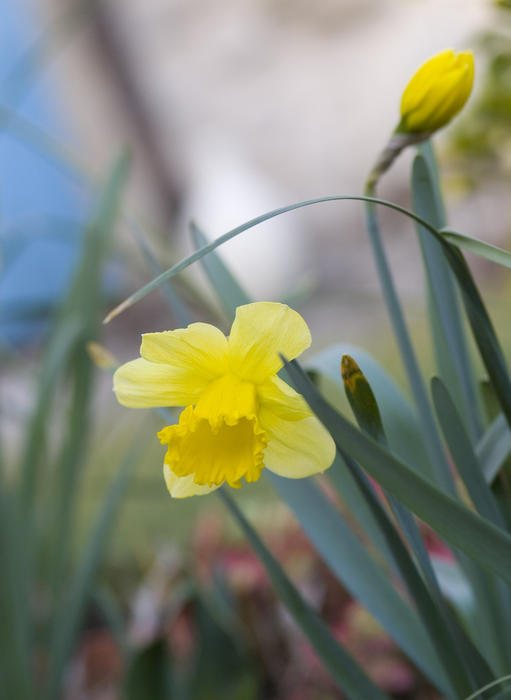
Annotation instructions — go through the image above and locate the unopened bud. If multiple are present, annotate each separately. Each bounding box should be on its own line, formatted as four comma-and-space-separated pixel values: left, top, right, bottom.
398, 49, 474, 135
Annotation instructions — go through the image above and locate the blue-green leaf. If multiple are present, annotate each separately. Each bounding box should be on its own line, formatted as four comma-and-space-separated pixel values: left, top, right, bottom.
440, 229, 511, 271
44, 441, 140, 700
476, 414, 511, 484
268, 473, 451, 693
412, 149, 481, 439
101, 193, 461, 324
218, 489, 392, 700
190, 222, 250, 318
283, 359, 511, 588
307, 344, 433, 480
431, 377, 504, 528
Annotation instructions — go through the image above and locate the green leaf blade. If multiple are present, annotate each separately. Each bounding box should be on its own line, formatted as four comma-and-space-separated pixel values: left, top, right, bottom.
268, 473, 451, 693
283, 358, 511, 588
431, 377, 504, 528
218, 489, 392, 700
441, 229, 511, 271
412, 151, 481, 439
477, 414, 511, 484
190, 222, 250, 318
44, 441, 139, 700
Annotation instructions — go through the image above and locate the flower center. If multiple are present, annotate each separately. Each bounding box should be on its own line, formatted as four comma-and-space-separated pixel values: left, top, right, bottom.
158, 375, 267, 488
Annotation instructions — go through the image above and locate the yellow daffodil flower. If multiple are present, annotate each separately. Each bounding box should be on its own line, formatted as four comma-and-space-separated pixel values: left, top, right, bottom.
398, 48, 474, 134
113, 302, 335, 498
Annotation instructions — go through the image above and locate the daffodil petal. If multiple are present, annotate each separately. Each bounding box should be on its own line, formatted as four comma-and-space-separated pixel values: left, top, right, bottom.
259, 407, 336, 478
228, 302, 311, 383
141, 322, 229, 378
257, 375, 310, 421
163, 464, 220, 498
113, 357, 209, 407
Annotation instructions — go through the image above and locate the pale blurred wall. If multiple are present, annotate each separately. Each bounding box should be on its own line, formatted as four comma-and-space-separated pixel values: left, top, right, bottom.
36, 0, 490, 339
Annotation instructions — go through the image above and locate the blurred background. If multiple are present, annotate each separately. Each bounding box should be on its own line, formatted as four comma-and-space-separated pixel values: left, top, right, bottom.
2, 0, 511, 697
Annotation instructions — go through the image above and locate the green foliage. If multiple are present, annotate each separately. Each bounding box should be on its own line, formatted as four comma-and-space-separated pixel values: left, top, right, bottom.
100, 119, 511, 695
219, 489, 391, 700
184, 163, 511, 695
8, 15, 511, 698
0, 156, 134, 699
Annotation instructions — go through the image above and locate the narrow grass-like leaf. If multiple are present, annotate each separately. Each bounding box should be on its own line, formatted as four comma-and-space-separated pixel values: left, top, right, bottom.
187, 202, 490, 688
100, 184, 511, 439
45, 153, 129, 679
19, 318, 83, 509
342, 451, 492, 694
44, 442, 140, 700
192, 232, 450, 687
127, 216, 193, 327
431, 378, 511, 671
341, 356, 491, 693
327, 452, 399, 569
463, 675, 511, 700
340, 353, 436, 577
431, 377, 504, 528
363, 195, 455, 494
438, 246, 511, 430
103, 190, 511, 444
341, 354, 446, 587
283, 359, 511, 587
193, 231, 452, 690
477, 414, 511, 484
268, 473, 451, 693
440, 229, 511, 271
190, 222, 250, 318
192, 229, 405, 626
416, 141, 446, 224
10, 321, 82, 700
101, 194, 461, 323
218, 489, 392, 700
412, 151, 481, 438
1, 101, 509, 323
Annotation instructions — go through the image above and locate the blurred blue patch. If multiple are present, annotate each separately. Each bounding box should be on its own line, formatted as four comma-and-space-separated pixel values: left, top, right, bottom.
0, 0, 92, 347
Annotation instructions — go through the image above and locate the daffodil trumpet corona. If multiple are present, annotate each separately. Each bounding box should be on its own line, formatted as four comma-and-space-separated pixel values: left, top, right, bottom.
366, 48, 474, 193
113, 302, 335, 498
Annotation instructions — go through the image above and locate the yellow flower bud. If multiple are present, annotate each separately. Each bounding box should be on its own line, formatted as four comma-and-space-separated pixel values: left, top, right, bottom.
398, 49, 474, 134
